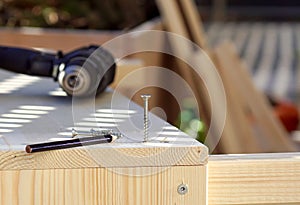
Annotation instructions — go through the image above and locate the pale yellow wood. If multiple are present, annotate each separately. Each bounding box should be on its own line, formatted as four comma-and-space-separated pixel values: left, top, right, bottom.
214, 41, 297, 152
0, 142, 208, 170
208, 152, 300, 205
0, 19, 209, 205
211, 51, 262, 153
0, 166, 207, 205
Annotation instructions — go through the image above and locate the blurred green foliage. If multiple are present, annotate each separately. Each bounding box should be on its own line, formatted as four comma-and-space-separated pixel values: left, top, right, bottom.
0, 0, 158, 30
176, 97, 206, 143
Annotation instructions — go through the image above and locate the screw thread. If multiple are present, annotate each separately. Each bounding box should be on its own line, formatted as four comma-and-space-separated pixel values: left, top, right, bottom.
141, 94, 151, 142
144, 109, 148, 141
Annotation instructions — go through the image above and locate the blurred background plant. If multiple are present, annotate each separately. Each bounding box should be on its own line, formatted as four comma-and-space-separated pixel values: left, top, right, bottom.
176, 97, 207, 143
0, 0, 158, 30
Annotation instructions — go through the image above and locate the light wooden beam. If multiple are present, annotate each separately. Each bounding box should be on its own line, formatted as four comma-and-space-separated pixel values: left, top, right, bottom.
0, 166, 206, 205
213, 41, 297, 152
0, 84, 208, 205
208, 152, 300, 205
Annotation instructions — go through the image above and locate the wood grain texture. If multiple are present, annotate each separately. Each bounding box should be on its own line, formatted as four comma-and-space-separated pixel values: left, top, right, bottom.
0, 165, 207, 205
208, 152, 300, 204
0, 143, 208, 170
0, 69, 208, 170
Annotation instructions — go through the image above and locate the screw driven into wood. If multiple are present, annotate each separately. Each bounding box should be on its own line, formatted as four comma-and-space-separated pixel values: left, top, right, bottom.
141, 94, 151, 142
177, 184, 188, 195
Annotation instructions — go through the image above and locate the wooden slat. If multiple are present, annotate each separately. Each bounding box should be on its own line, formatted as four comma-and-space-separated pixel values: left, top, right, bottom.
208, 152, 300, 204
155, 0, 212, 131
0, 28, 119, 51
0, 143, 207, 170
214, 41, 297, 152
155, 0, 186, 36
0, 165, 207, 205
177, 0, 208, 49
211, 52, 262, 153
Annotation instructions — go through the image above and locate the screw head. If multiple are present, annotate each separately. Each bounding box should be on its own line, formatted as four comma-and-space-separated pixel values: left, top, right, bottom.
177, 184, 188, 195
141, 94, 151, 100
71, 128, 78, 138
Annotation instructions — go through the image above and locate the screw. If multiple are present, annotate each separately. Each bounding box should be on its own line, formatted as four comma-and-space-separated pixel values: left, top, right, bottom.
177, 184, 188, 195
71, 128, 78, 138
71, 128, 122, 138
141, 94, 151, 142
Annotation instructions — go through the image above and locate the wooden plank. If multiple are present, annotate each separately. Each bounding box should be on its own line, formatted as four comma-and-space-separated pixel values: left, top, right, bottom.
155, 0, 238, 153
0, 27, 119, 51
155, 0, 212, 130
0, 18, 161, 52
174, 0, 297, 152
178, 0, 282, 153
155, 0, 190, 53
211, 52, 262, 153
154, 0, 202, 71
156, 0, 298, 153
0, 74, 207, 170
177, 0, 208, 49
0, 68, 208, 170
0, 143, 207, 170
0, 50, 208, 204
0, 165, 207, 205
170, 0, 252, 152
208, 152, 300, 204
156, 0, 261, 153
214, 41, 297, 152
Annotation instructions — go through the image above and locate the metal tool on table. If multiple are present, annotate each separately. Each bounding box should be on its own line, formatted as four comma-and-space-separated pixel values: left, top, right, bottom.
25, 93, 153, 153
0, 45, 116, 97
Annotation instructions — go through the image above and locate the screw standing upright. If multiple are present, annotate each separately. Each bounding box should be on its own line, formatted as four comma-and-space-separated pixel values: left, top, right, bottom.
141, 94, 151, 142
